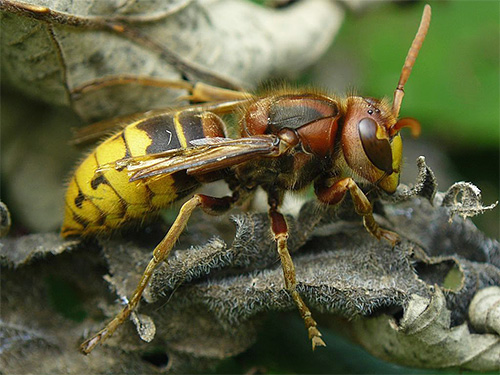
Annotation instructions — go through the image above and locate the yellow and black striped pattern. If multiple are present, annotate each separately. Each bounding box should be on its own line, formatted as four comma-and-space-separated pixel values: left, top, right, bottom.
62, 111, 217, 237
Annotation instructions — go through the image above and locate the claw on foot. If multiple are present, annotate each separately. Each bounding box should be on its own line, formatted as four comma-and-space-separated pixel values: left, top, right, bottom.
308, 325, 326, 350
80, 311, 126, 354
312, 336, 326, 350
80, 329, 108, 355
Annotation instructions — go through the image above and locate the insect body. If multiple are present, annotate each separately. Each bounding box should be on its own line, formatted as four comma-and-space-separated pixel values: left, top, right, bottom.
64, 5, 431, 354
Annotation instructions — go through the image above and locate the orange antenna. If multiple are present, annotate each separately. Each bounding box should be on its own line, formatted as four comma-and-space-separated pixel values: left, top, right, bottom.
392, 4, 431, 119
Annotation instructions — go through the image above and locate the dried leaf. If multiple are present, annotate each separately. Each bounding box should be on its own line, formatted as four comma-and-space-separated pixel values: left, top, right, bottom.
352, 287, 500, 371
388, 156, 437, 203
0, 246, 165, 374
441, 182, 499, 220
0, 201, 12, 237
0, 233, 79, 267
469, 286, 500, 335
131, 312, 156, 343
1, 0, 343, 121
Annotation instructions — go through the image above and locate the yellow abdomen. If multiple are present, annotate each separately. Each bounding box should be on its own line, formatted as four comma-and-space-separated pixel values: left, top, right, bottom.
62, 114, 202, 238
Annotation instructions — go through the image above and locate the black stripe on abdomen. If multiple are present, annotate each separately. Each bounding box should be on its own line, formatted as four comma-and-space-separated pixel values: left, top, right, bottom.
136, 114, 181, 154
177, 111, 205, 143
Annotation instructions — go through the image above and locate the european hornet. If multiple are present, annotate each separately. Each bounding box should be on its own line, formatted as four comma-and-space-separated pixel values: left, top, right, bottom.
63, 5, 431, 354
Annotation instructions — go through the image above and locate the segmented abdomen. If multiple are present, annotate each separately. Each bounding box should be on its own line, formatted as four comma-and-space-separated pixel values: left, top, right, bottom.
62, 110, 222, 237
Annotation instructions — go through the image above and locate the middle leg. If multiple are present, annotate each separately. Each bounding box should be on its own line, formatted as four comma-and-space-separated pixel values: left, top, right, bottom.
268, 197, 326, 350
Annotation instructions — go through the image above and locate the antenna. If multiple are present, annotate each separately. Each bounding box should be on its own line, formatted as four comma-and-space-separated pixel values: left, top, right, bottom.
392, 4, 431, 119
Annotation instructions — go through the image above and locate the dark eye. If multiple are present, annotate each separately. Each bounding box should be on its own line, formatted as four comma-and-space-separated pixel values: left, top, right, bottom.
358, 118, 393, 174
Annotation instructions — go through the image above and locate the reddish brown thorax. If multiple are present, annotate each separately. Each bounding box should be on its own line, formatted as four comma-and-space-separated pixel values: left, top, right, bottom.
242, 94, 340, 157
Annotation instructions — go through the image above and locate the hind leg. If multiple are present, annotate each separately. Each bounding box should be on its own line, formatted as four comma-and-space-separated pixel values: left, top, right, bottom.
80, 193, 236, 354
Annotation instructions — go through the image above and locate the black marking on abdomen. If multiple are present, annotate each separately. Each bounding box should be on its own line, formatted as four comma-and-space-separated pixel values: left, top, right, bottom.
74, 187, 85, 209
74, 176, 104, 217
121, 132, 132, 159
177, 111, 205, 143
93, 154, 127, 216
91, 172, 108, 190
136, 115, 181, 154
143, 183, 154, 207
67, 200, 105, 227
72, 211, 90, 227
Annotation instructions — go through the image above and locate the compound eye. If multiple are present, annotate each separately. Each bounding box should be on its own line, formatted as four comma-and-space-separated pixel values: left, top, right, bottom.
358, 118, 393, 175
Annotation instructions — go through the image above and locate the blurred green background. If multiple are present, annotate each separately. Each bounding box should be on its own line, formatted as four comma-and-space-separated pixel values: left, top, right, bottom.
337, 1, 499, 147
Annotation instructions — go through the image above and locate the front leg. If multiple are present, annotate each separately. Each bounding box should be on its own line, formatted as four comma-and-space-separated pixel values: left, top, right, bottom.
268, 195, 326, 350
315, 177, 399, 245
